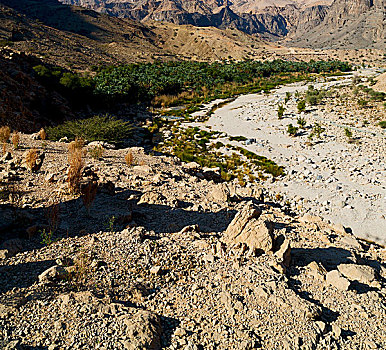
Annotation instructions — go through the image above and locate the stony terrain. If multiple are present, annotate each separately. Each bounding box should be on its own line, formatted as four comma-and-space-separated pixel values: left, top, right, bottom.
0, 131, 386, 349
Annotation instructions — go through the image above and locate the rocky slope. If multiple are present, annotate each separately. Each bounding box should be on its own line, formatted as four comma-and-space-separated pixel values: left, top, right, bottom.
0, 0, 277, 67
0, 49, 74, 133
58, 0, 384, 49
0, 135, 385, 349
288, 0, 385, 49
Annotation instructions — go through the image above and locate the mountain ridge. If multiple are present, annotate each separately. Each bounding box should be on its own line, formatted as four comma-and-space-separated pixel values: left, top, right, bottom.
58, 0, 385, 48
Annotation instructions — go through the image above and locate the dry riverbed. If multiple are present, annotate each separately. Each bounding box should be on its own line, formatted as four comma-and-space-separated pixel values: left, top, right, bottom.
189, 69, 386, 245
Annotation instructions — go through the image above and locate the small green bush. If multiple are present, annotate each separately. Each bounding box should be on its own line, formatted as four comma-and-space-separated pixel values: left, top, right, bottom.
310, 123, 325, 139
277, 104, 285, 119
344, 128, 353, 139
379, 121, 386, 129
287, 124, 298, 136
297, 116, 306, 128
297, 100, 306, 113
47, 115, 132, 145
357, 99, 368, 107
284, 92, 291, 104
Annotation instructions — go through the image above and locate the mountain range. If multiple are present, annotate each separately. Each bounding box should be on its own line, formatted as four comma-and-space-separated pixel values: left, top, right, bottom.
58, 0, 385, 49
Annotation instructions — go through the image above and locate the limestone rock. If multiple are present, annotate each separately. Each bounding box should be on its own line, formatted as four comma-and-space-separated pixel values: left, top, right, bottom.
122, 310, 162, 350
223, 203, 273, 255
138, 191, 166, 205
326, 270, 350, 291
274, 235, 291, 267
133, 165, 153, 174
38, 265, 68, 283
338, 264, 376, 284
210, 183, 230, 202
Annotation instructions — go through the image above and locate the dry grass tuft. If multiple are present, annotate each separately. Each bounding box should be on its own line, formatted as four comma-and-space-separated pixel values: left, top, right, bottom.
12, 132, 20, 149
0, 126, 11, 154
67, 142, 85, 194
125, 151, 135, 166
68, 137, 85, 153
38, 128, 47, 140
25, 148, 38, 171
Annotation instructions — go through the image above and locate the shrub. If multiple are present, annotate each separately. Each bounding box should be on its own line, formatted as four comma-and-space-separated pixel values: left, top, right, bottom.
88, 145, 104, 160
68, 137, 85, 153
47, 115, 132, 145
287, 124, 298, 136
297, 116, 306, 128
297, 100, 306, 113
310, 123, 325, 139
277, 104, 285, 119
284, 92, 291, 104
344, 127, 353, 139
378, 121, 386, 129
0, 126, 10, 143
357, 99, 368, 107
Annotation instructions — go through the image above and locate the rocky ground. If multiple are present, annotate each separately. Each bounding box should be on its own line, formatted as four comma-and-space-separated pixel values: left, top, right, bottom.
189, 69, 386, 244
0, 133, 385, 349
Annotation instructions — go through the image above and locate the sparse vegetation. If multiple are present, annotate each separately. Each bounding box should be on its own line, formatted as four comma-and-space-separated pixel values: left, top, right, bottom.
88, 145, 104, 160
297, 100, 306, 113
67, 141, 85, 194
297, 117, 306, 128
125, 151, 135, 166
154, 125, 284, 180
0, 126, 11, 154
25, 148, 38, 171
277, 104, 285, 119
287, 124, 298, 136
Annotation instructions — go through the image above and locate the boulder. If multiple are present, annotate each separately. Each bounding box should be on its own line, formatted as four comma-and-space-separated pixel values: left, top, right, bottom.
326, 270, 350, 291
138, 191, 167, 205
274, 235, 291, 267
122, 310, 162, 350
210, 183, 230, 203
337, 264, 376, 284
38, 265, 68, 283
133, 165, 153, 174
223, 203, 273, 255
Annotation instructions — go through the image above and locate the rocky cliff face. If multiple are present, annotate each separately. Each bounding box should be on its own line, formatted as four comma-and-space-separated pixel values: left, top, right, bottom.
288, 0, 385, 49
58, 0, 384, 48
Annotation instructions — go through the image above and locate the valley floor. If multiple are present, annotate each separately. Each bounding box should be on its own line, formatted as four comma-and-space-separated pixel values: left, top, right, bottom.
190, 69, 386, 244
